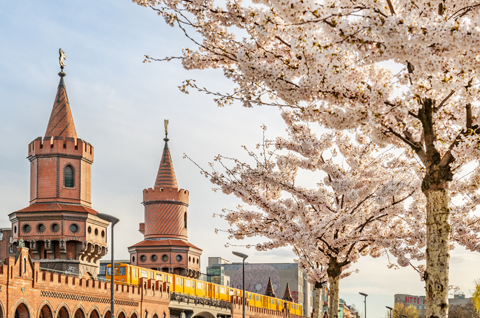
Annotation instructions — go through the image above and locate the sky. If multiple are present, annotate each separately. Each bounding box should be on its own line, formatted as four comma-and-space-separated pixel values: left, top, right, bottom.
1, 1, 479, 317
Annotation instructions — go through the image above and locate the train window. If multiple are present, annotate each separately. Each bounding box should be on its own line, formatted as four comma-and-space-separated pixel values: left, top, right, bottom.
256, 296, 259, 301
186, 280, 191, 287
156, 274, 162, 281
220, 287, 225, 294
176, 277, 179, 284
197, 282, 202, 289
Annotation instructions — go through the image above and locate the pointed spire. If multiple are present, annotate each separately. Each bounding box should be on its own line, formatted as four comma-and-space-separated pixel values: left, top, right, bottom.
44, 71, 77, 138
154, 120, 178, 188
265, 277, 277, 298
283, 283, 293, 302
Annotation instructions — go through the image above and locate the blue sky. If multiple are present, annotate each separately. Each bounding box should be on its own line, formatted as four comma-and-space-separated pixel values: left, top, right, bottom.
1, 1, 479, 317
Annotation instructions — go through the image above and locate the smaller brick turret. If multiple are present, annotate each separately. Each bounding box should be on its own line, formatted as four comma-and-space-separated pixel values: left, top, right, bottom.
129, 121, 202, 278
283, 283, 293, 302
265, 277, 277, 298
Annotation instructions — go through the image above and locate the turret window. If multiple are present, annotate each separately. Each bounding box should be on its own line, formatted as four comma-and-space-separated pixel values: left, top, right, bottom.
64, 165, 74, 188
184, 212, 187, 229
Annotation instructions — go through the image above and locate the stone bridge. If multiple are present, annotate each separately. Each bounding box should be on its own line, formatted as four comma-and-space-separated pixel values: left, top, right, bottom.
0, 247, 305, 318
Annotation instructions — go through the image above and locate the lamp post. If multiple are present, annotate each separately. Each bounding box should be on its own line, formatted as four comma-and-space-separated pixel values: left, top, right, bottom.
359, 293, 368, 318
232, 251, 248, 318
386, 306, 393, 318
97, 213, 120, 318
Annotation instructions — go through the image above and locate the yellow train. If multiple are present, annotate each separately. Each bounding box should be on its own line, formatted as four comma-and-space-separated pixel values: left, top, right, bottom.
107, 263, 303, 315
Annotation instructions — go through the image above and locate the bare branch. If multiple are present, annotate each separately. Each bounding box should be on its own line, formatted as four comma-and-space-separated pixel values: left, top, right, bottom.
385, 0, 396, 15
434, 90, 455, 112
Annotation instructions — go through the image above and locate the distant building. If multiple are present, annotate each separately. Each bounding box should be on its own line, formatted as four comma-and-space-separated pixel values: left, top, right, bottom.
338, 299, 359, 318
207, 256, 316, 317
394, 293, 472, 314
0, 228, 14, 261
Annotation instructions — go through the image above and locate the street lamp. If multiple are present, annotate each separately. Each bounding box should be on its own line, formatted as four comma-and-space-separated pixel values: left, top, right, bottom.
359, 292, 368, 318
97, 213, 120, 318
232, 251, 248, 318
386, 306, 393, 318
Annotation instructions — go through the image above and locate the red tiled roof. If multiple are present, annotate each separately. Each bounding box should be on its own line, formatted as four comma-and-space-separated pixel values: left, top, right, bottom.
45, 76, 77, 138
129, 239, 202, 251
15, 203, 98, 215
154, 140, 178, 189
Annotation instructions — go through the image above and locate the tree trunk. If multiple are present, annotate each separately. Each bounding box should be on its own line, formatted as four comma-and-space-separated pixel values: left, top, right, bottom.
327, 259, 341, 318
424, 188, 451, 318
313, 283, 324, 318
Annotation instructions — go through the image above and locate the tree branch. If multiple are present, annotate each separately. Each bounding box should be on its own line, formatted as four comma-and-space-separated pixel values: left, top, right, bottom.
434, 90, 455, 112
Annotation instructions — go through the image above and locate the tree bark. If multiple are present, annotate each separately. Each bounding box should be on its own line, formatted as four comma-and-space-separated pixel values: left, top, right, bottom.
327, 259, 341, 318
313, 283, 324, 318
424, 189, 451, 318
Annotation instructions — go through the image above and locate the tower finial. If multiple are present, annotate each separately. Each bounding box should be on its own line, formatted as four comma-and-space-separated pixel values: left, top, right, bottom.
164, 119, 169, 142
58, 48, 66, 78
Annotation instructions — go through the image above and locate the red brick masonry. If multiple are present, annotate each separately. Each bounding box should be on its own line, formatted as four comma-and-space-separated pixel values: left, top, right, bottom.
2, 248, 306, 318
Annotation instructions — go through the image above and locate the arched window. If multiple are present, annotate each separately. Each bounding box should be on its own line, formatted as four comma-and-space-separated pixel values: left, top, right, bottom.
64, 165, 74, 188
184, 212, 187, 229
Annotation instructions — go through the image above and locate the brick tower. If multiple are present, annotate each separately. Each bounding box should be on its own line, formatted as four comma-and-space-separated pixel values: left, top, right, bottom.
129, 121, 202, 278
8, 65, 109, 277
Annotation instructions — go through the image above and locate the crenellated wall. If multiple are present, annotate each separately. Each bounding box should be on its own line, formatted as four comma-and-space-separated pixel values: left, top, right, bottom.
142, 188, 189, 205
28, 137, 94, 162
27, 136, 94, 206
0, 247, 170, 318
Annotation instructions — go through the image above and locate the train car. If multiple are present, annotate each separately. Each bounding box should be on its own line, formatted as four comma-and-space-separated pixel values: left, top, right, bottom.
252, 293, 263, 308
297, 304, 303, 315
194, 279, 209, 298
174, 275, 184, 293
106, 263, 131, 285
106, 264, 174, 286
266, 297, 276, 310
108, 264, 302, 316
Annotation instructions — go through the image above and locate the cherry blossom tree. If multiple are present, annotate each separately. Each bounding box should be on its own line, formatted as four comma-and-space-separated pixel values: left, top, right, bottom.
132, 0, 480, 315
188, 112, 425, 318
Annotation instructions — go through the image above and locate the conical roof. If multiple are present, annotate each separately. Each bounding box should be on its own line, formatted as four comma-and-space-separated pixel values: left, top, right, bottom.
282, 283, 293, 302
154, 138, 178, 188
265, 277, 277, 298
45, 75, 77, 138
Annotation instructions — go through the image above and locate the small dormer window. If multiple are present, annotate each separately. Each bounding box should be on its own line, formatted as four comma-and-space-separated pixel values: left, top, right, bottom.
64, 165, 74, 188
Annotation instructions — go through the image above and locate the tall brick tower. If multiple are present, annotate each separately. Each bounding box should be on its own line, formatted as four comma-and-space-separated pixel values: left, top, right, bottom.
129, 121, 202, 278
8, 63, 109, 277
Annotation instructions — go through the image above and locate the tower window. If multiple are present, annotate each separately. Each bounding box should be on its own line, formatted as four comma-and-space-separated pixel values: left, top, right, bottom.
184, 212, 187, 229
64, 165, 74, 188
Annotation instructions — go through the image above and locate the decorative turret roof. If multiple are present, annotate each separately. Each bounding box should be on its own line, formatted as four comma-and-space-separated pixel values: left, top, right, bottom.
45, 73, 77, 138
154, 132, 178, 189
282, 283, 293, 302
265, 277, 277, 298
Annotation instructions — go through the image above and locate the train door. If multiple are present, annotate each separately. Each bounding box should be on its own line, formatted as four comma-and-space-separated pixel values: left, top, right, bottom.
207, 283, 212, 298
185, 279, 193, 295
247, 293, 253, 306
